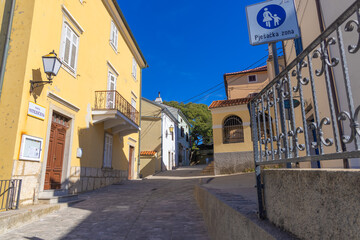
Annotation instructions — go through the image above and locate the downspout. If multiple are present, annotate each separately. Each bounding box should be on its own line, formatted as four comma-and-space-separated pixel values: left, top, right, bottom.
160, 111, 163, 171
137, 72, 142, 178
0, 0, 16, 97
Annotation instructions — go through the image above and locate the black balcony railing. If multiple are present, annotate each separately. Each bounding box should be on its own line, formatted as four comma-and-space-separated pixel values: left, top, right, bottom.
94, 90, 139, 126
0, 179, 22, 211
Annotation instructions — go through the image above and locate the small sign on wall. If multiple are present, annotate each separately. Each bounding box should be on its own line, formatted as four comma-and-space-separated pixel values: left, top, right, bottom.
19, 134, 43, 161
28, 102, 46, 120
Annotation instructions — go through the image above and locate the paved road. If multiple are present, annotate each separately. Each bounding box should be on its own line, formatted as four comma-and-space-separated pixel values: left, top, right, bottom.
1, 166, 210, 240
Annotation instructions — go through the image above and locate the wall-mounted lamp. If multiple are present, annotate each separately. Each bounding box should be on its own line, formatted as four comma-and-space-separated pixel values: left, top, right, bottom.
169, 125, 174, 133
30, 50, 62, 93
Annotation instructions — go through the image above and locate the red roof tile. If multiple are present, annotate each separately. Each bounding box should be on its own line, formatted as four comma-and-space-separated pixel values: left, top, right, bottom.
224, 65, 267, 77
209, 98, 251, 109
140, 151, 157, 156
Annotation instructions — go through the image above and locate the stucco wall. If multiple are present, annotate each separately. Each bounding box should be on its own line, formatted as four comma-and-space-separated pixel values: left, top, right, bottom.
226, 71, 269, 99
162, 112, 176, 170
211, 104, 253, 155
263, 169, 360, 240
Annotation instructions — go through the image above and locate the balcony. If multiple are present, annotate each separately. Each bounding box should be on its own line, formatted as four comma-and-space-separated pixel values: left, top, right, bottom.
92, 90, 140, 135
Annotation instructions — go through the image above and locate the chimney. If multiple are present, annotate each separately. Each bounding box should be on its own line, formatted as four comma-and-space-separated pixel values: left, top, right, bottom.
155, 92, 163, 103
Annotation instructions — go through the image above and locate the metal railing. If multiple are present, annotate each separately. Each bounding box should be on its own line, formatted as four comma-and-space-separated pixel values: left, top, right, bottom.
94, 90, 139, 126
249, 1, 360, 219
0, 179, 22, 211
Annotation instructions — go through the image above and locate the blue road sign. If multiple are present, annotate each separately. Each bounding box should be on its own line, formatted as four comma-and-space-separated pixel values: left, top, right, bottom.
246, 0, 300, 46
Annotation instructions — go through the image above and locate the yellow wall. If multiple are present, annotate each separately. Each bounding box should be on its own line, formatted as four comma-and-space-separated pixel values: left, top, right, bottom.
0, 0, 36, 180
140, 99, 162, 175
0, 0, 145, 181
226, 71, 269, 99
211, 105, 253, 154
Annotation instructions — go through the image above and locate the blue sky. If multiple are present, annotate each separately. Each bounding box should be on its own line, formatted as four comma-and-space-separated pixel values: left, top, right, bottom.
117, 0, 269, 106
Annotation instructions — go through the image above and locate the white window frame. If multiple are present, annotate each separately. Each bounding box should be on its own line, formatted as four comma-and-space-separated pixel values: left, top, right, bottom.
132, 57, 137, 80
247, 74, 258, 83
103, 133, 113, 168
106, 69, 117, 109
19, 135, 43, 162
110, 20, 118, 52
59, 19, 80, 76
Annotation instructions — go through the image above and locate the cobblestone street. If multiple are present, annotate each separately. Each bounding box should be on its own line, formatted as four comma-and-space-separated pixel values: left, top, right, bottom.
0, 166, 209, 240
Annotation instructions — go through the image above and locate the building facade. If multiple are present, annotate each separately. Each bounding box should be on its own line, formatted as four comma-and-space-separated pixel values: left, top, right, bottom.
210, 66, 270, 174
0, 0, 147, 205
140, 98, 177, 177
161, 105, 191, 166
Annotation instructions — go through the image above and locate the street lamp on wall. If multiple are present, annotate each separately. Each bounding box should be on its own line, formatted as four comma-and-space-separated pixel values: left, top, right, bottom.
169, 125, 174, 133
30, 50, 62, 93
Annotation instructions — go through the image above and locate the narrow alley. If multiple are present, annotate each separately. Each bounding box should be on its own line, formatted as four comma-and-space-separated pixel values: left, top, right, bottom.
0, 166, 210, 240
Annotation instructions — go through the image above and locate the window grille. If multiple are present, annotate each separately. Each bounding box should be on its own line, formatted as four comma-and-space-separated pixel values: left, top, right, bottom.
223, 116, 244, 143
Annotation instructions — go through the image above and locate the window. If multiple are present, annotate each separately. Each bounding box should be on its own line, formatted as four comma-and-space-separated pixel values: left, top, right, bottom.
103, 133, 113, 168
131, 98, 136, 122
132, 57, 137, 80
106, 70, 117, 109
60, 22, 79, 73
248, 92, 259, 98
248, 75, 257, 83
181, 127, 184, 137
223, 116, 244, 144
186, 133, 189, 142
110, 20, 118, 51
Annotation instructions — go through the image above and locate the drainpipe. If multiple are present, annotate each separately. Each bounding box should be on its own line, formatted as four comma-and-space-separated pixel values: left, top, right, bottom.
137, 73, 142, 178
0, 0, 16, 97
160, 111, 163, 171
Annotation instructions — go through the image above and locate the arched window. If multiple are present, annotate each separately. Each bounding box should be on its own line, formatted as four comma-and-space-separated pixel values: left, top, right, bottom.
223, 115, 244, 144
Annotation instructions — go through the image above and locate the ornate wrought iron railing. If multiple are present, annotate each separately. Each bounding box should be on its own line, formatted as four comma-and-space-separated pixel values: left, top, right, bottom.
94, 90, 139, 126
0, 179, 22, 211
249, 1, 360, 219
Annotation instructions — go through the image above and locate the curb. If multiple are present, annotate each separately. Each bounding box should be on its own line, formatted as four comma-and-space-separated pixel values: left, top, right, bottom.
0, 199, 84, 235
194, 184, 296, 240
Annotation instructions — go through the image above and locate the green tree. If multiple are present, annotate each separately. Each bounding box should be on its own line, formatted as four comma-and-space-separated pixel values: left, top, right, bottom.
163, 101, 213, 147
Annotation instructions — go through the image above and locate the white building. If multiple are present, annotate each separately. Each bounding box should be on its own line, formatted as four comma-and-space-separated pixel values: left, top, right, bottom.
162, 105, 192, 166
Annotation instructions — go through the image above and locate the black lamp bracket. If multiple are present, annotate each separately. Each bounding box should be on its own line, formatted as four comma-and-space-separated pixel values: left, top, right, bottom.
29, 80, 53, 93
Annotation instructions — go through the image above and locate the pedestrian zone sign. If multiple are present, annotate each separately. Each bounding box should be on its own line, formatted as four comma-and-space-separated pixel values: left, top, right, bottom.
246, 0, 300, 46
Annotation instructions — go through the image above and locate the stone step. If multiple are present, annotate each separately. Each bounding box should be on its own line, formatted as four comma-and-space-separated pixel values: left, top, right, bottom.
38, 194, 79, 204
201, 161, 215, 175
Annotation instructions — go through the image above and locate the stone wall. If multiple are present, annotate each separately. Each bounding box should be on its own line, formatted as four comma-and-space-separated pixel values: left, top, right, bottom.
263, 169, 360, 240
12, 160, 41, 206
214, 151, 254, 175
11, 160, 127, 205
68, 167, 127, 194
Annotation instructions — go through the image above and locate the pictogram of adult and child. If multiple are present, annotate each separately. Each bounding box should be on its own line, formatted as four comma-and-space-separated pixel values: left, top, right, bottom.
263, 8, 281, 27
257, 4, 286, 29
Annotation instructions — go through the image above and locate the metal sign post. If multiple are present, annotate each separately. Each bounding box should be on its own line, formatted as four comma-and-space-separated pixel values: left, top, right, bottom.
246, 0, 301, 218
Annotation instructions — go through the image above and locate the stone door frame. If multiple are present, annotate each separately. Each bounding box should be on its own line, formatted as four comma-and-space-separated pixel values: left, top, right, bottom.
39, 103, 75, 194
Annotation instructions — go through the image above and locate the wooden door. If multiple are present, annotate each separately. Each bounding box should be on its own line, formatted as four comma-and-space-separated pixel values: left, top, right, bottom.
128, 146, 134, 179
44, 114, 68, 190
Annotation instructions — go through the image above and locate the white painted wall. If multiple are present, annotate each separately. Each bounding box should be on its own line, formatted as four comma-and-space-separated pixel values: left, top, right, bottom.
162, 112, 176, 170
177, 114, 191, 165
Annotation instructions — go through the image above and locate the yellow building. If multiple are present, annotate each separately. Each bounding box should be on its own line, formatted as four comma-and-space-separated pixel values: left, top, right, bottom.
0, 0, 147, 206
210, 66, 269, 174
